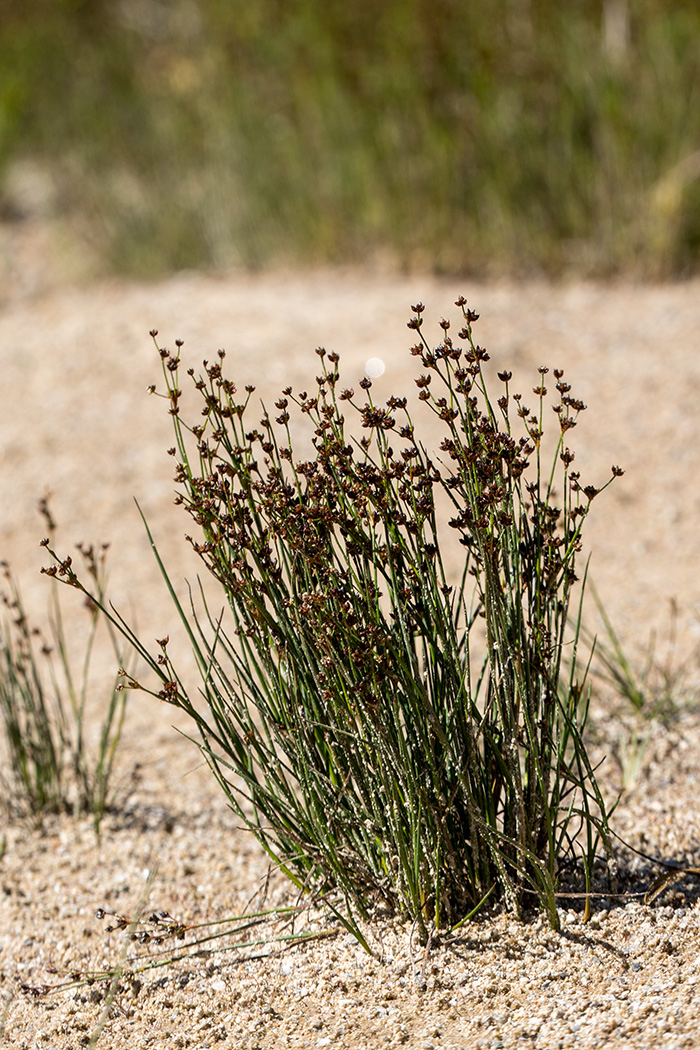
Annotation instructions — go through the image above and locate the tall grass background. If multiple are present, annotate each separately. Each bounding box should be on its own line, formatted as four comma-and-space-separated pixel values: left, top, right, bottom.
1, 0, 699, 278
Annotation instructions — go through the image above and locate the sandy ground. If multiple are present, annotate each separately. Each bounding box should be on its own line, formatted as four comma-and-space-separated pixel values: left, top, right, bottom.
1, 222, 700, 1047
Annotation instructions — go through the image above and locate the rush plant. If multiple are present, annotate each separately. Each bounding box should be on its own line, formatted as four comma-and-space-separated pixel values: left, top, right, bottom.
45, 300, 622, 935
0, 507, 129, 832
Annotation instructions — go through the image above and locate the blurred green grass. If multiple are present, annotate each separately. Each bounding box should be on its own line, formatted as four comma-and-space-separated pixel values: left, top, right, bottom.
1, 0, 699, 278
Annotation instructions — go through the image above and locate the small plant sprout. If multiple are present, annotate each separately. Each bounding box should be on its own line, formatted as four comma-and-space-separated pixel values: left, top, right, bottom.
45, 301, 624, 938
0, 501, 130, 833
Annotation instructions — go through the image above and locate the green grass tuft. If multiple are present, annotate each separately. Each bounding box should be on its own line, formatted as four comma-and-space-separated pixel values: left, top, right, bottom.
0, 504, 130, 833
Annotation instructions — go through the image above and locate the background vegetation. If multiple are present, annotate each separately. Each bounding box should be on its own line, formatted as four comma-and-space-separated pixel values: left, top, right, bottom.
1, 0, 700, 278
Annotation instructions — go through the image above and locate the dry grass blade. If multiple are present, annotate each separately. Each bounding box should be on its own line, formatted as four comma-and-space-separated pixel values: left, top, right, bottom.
643, 867, 700, 907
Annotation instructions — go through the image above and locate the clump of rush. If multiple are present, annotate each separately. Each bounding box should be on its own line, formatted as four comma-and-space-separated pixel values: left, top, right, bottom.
44, 299, 623, 940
